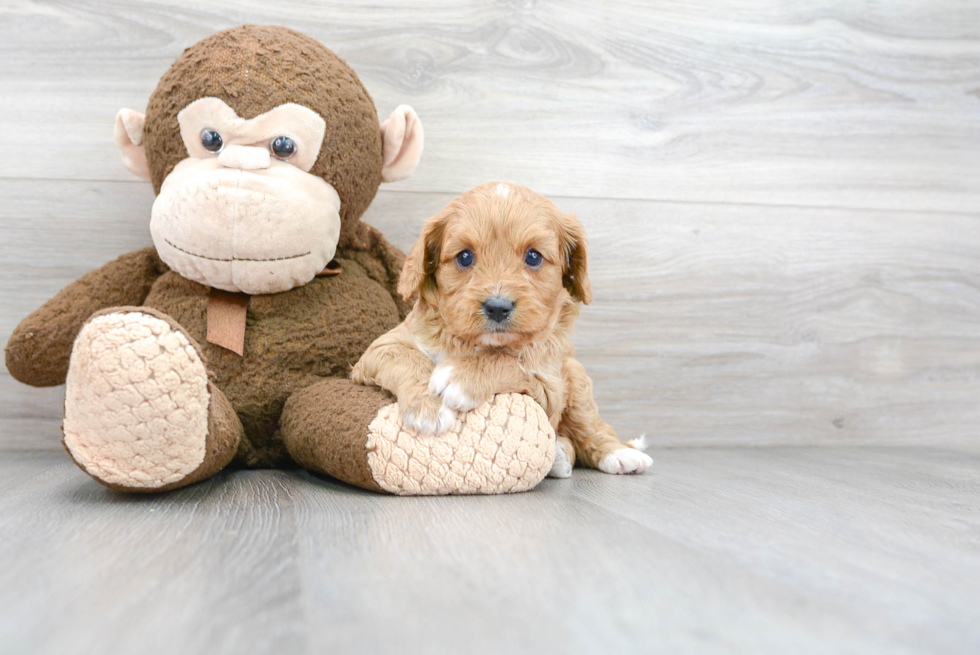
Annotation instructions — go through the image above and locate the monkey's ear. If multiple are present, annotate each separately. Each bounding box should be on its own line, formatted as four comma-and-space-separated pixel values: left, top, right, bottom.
380, 105, 424, 183
397, 207, 449, 302
114, 109, 151, 181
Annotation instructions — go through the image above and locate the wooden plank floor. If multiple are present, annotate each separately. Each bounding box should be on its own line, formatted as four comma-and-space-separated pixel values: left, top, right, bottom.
1, 448, 978, 655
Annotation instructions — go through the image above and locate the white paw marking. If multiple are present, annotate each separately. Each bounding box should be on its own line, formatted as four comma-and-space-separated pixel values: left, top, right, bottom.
625, 434, 649, 451
402, 403, 457, 436
428, 364, 453, 396
401, 407, 430, 433
401, 409, 426, 433
434, 405, 457, 434
599, 448, 654, 475
495, 183, 511, 197
428, 364, 480, 412
439, 382, 480, 412
415, 337, 445, 364
547, 444, 572, 479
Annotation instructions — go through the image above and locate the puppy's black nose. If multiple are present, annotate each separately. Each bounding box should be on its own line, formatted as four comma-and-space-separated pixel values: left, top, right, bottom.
482, 296, 515, 324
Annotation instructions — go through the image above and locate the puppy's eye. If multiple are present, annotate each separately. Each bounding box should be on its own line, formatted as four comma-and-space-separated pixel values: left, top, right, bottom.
201, 130, 223, 153
456, 250, 475, 268
524, 248, 543, 269
271, 136, 296, 159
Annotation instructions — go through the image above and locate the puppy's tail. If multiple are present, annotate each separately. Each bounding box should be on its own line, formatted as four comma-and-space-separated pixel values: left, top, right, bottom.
624, 434, 649, 451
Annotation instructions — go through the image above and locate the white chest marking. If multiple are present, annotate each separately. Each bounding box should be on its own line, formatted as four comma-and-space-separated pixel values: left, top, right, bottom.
415, 338, 445, 364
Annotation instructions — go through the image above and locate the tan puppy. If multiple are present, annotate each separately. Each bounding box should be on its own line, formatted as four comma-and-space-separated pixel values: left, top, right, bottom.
351, 182, 652, 476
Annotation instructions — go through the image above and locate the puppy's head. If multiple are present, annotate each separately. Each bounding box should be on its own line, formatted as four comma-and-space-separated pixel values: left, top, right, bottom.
398, 182, 591, 347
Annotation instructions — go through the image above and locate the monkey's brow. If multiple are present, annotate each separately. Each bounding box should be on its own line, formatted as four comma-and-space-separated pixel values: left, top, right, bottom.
164, 239, 311, 262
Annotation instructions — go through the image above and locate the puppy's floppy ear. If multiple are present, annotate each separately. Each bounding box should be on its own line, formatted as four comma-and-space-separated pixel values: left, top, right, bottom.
398, 207, 451, 302
556, 212, 593, 305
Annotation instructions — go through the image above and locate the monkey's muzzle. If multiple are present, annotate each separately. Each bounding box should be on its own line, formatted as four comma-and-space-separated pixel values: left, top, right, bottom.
150, 158, 342, 295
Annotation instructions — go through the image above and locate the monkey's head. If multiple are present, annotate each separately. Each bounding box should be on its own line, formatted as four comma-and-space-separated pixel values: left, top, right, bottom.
113, 25, 423, 295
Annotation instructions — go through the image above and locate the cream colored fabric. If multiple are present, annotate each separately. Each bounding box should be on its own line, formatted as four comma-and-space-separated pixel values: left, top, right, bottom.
366, 393, 555, 495
114, 109, 151, 180
380, 105, 424, 183
149, 97, 341, 295
217, 144, 271, 171
150, 154, 342, 295
63, 312, 210, 489
178, 98, 326, 172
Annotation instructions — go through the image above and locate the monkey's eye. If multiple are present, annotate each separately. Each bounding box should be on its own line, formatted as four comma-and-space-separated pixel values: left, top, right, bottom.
456, 250, 475, 269
524, 248, 543, 269
200, 130, 223, 153
271, 136, 296, 159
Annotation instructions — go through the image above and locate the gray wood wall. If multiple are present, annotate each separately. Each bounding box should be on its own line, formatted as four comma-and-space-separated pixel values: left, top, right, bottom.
1, 0, 978, 449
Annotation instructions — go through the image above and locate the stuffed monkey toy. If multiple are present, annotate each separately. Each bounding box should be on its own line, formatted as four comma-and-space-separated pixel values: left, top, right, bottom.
5, 25, 554, 495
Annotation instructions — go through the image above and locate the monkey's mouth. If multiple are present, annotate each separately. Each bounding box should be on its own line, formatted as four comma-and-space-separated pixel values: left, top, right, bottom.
163, 239, 311, 263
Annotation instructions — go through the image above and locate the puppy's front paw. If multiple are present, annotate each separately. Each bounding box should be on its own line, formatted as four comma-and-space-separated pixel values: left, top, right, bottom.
598, 448, 653, 475
401, 396, 457, 435
547, 443, 573, 479
428, 364, 483, 412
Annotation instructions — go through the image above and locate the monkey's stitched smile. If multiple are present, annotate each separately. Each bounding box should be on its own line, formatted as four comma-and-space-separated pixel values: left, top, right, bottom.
164, 238, 311, 262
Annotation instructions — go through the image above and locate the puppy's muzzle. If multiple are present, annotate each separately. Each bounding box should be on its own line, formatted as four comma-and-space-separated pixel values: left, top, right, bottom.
482, 296, 514, 325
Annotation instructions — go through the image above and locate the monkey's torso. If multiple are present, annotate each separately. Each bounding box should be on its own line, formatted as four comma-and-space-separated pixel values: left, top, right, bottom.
143, 257, 400, 466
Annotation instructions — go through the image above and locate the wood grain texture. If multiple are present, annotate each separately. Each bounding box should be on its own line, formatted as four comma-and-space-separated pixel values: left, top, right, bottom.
3, 181, 978, 449
0, 1, 978, 212
1, 449, 978, 654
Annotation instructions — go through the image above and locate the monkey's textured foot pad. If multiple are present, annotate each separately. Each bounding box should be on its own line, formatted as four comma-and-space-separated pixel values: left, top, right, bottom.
366, 393, 556, 495
63, 311, 210, 489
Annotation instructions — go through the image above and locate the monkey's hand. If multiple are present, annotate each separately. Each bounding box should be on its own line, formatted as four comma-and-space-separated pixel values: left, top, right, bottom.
428, 355, 548, 414
5, 247, 165, 387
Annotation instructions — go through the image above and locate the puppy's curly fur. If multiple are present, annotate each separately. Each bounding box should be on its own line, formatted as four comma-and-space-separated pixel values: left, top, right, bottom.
351, 182, 652, 476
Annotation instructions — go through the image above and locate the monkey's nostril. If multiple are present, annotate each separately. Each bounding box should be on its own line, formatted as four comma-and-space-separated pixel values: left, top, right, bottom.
482, 296, 515, 324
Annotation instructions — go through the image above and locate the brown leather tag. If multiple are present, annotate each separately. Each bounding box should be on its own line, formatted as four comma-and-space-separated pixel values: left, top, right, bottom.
315, 260, 343, 277
207, 289, 249, 356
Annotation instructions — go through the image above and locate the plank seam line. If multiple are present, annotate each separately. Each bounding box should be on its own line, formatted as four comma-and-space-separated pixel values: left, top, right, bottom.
2, 177, 978, 218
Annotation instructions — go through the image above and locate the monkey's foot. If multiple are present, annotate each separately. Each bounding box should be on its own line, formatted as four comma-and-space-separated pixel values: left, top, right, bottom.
63, 309, 241, 492
365, 394, 556, 495
282, 379, 556, 496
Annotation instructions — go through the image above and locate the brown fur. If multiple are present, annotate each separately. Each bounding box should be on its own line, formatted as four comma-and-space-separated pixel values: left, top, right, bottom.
142, 255, 401, 467
5, 26, 412, 478
143, 25, 383, 248
5, 248, 167, 387
280, 378, 394, 492
353, 182, 634, 470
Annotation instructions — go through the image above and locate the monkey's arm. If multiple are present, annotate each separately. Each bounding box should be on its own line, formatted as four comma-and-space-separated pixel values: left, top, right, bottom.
341, 222, 413, 320
5, 247, 167, 387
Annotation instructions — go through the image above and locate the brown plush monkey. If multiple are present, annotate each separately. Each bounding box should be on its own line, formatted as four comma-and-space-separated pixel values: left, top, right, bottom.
6, 25, 554, 495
